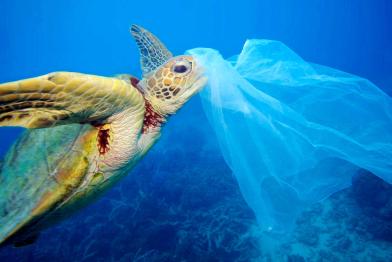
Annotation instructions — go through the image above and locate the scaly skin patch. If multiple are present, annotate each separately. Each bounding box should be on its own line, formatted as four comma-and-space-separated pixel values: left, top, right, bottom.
140, 55, 206, 119
146, 63, 187, 101
0, 72, 144, 128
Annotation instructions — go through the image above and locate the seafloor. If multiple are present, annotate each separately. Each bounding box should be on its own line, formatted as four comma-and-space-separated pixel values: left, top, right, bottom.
0, 101, 391, 262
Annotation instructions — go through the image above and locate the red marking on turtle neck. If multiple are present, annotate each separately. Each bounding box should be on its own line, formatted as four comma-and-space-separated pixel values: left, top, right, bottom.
142, 100, 165, 134
128, 76, 165, 133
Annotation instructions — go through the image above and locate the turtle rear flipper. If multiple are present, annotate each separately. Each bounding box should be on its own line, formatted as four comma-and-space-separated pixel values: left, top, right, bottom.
13, 233, 40, 248
0, 230, 40, 248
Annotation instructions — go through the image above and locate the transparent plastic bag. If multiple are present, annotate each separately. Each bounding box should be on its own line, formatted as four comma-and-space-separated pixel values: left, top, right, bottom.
187, 39, 392, 233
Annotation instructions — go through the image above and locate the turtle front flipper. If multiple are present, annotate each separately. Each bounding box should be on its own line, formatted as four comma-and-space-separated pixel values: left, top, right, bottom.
0, 72, 144, 128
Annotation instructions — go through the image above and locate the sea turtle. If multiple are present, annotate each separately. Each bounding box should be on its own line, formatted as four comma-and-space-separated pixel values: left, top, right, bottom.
0, 25, 207, 247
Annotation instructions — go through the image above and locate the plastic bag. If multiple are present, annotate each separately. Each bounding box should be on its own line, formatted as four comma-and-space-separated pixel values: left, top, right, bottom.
187, 39, 392, 233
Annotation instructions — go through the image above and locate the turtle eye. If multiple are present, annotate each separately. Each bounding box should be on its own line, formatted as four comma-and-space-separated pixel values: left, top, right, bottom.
171, 59, 192, 74
174, 65, 188, 73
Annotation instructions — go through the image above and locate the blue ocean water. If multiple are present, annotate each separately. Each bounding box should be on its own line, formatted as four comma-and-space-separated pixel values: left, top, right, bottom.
0, 0, 391, 261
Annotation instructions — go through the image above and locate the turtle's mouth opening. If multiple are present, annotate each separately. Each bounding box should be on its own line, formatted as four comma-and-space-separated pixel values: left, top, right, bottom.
191, 64, 208, 94
193, 75, 208, 94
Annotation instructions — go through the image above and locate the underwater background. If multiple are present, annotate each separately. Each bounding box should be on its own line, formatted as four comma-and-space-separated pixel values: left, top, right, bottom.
0, 0, 391, 261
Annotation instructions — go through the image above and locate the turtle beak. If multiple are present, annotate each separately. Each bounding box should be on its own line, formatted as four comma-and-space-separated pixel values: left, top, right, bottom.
182, 64, 208, 100
193, 58, 208, 92
194, 76, 208, 94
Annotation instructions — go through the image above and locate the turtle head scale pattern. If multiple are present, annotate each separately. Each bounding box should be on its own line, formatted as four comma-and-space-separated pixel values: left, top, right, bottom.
130, 25, 207, 116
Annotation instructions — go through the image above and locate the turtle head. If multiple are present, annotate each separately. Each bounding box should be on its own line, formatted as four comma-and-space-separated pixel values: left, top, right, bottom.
140, 55, 206, 116
131, 25, 207, 116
